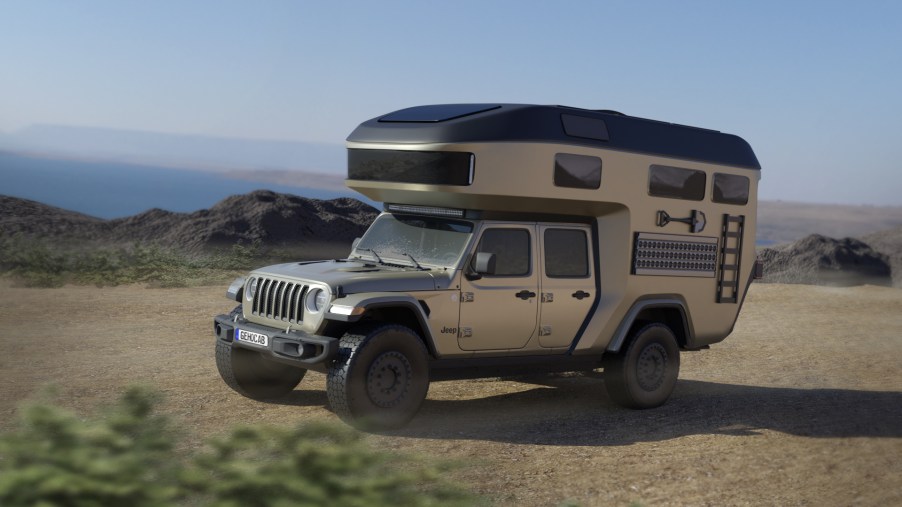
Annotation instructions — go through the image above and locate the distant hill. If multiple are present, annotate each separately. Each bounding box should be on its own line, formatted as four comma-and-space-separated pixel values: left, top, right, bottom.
0, 191, 379, 258
755, 201, 902, 287
757, 200, 902, 245
758, 234, 892, 287
861, 226, 902, 288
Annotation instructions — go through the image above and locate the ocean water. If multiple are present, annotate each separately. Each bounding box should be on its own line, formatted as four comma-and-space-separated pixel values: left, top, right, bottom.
0, 152, 361, 219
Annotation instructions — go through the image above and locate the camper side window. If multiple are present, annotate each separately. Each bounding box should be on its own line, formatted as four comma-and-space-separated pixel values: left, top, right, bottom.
648, 165, 706, 201
712, 173, 750, 205
475, 229, 531, 276
554, 153, 602, 189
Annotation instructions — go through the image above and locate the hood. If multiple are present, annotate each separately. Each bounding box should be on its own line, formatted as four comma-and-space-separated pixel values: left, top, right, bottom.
252, 259, 455, 293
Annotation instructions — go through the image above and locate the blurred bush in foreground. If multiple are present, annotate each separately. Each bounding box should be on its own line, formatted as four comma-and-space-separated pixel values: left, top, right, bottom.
0, 387, 480, 506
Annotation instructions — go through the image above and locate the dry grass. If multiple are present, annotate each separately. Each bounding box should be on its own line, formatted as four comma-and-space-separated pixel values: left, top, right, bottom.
1, 282, 900, 506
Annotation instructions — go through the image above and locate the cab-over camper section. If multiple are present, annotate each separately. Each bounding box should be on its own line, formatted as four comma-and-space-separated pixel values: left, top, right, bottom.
345, 104, 761, 354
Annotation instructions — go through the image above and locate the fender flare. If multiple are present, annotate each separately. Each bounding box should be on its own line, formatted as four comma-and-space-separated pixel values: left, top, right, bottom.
326, 292, 434, 343
606, 297, 694, 353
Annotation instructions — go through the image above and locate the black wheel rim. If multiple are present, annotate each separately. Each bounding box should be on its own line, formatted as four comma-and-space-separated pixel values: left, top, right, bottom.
366, 351, 411, 408
636, 343, 667, 392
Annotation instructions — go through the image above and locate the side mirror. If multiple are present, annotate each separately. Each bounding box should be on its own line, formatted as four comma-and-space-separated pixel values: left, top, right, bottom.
465, 252, 496, 281
350, 237, 361, 254
474, 252, 496, 275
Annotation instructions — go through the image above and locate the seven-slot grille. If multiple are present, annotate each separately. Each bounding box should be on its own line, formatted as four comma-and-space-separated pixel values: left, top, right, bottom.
251, 278, 309, 323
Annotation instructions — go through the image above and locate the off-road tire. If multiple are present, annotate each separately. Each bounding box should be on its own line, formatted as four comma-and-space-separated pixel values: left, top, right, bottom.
603, 322, 680, 409
326, 323, 430, 430
215, 306, 306, 400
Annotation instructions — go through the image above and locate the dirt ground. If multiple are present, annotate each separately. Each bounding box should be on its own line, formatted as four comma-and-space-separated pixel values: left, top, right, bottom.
1, 281, 900, 506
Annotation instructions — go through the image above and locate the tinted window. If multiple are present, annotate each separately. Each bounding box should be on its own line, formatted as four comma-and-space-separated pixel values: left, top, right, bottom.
648, 165, 706, 201
348, 149, 473, 186
476, 229, 530, 276
544, 229, 589, 278
712, 173, 750, 205
554, 153, 602, 189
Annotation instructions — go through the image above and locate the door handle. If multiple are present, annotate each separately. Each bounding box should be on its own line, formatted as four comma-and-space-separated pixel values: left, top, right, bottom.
515, 290, 536, 300
572, 290, 590, 300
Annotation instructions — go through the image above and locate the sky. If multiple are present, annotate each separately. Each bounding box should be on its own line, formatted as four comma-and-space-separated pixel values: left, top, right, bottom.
1, 0, 901, 206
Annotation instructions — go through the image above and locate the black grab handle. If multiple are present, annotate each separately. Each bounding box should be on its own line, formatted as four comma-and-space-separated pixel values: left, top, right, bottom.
515, 290, 536, 300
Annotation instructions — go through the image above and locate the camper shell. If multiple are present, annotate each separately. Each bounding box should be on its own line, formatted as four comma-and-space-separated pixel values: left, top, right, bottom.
213, 103, 761, 429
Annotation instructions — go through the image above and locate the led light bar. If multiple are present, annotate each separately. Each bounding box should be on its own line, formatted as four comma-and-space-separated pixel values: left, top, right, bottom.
386, 203, 466, 218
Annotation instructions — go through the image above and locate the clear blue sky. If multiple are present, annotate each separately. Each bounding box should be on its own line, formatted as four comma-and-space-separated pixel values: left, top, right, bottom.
2, 0, 901, 205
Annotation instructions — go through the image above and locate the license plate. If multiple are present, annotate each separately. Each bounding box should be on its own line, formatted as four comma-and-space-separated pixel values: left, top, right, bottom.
235, 328, 269, 348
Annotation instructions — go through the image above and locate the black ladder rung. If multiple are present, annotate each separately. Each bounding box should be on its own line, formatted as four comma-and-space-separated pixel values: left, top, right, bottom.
717, 214, 745, 304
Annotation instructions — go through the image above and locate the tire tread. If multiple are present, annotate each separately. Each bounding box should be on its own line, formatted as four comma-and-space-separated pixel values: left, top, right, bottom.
326, 323, 429, 430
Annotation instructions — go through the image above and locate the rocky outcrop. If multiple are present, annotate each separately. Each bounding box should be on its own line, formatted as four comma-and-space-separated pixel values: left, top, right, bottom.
759, 234, 891, 287
860, 226, 902, 288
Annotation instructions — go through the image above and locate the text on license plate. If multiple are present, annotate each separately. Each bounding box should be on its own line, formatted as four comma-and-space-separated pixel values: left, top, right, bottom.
235, 329, 269, 347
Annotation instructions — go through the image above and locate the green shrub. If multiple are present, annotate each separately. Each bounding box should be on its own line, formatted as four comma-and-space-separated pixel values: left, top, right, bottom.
185, 423, 476, 507
0, 388, 481, 507
0, 386, 181, 506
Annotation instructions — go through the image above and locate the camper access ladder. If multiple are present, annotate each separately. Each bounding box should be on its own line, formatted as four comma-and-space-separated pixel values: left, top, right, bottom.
716, 214, 745, 303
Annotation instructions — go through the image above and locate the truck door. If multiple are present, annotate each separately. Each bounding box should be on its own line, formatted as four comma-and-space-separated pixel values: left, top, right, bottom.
458, 225, 539, 351
537, 224, 595, 348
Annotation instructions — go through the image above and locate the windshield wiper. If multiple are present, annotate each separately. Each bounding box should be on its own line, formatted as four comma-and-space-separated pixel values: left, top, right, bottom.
401, 252, 427, 270
357, 248, 383, 264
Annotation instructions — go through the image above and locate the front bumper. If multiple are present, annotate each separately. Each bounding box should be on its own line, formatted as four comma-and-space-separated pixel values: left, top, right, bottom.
213, 314, 339, 367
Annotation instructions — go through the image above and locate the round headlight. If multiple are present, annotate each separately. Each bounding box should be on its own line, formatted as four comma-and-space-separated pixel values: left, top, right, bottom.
245, 277, 258, 301
305, 288, 328, 313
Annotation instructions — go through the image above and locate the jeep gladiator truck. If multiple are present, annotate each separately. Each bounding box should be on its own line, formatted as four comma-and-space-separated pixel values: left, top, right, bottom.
213, 104, 761, 429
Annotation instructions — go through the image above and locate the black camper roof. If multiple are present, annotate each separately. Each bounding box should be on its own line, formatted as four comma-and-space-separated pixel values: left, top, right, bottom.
347, 104, 761, 170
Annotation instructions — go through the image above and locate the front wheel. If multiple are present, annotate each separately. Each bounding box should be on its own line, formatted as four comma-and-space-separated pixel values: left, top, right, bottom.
603, 323, 680, 409
216, 339, 306, 400
326, 324, 430, 430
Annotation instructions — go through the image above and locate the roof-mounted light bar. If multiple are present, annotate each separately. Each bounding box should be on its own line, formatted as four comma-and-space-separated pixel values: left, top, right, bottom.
385, 203, 466, 218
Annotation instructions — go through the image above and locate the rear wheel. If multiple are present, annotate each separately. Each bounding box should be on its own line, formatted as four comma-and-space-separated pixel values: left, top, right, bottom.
326, 323, 430, 430
603, 323, 680, 409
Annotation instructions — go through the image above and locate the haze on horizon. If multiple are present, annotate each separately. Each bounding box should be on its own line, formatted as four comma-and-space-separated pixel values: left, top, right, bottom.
1, 1, 901, 206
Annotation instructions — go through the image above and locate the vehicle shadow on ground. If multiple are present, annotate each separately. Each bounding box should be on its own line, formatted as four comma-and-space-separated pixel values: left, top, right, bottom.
276, 388, 329, 407
391, 376, 902, 446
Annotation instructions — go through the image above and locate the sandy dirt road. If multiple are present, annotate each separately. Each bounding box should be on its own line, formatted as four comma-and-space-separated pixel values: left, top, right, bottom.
1, 281, 900, 506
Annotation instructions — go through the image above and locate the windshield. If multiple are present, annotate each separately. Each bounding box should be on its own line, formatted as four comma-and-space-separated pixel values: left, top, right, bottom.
352, 213, 474, 268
